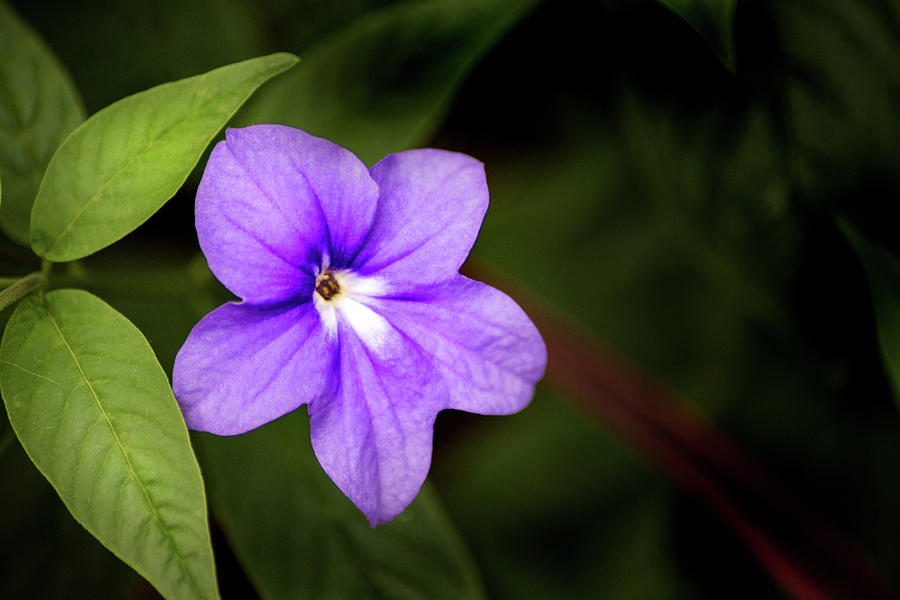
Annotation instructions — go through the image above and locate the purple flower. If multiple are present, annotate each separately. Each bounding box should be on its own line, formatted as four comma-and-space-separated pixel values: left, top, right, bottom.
173, 124, 546, 525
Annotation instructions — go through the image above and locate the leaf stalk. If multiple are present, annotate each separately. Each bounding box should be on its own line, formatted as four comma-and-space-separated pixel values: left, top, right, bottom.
0, 271, 45, 312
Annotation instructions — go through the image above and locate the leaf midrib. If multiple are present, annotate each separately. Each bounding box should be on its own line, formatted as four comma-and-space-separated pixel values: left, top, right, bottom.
43, 301, 205, 599
42, 81, 211, 255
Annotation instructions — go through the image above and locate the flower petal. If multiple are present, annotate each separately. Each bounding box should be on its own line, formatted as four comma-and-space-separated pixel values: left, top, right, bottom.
355, 149, 488, 286
308, 319, 443, 526
375, 275, 546, 415
173, 301, 334, 435
197, 125, 379, 303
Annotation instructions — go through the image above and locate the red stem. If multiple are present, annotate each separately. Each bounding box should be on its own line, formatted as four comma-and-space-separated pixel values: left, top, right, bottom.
465, 260, 897, 600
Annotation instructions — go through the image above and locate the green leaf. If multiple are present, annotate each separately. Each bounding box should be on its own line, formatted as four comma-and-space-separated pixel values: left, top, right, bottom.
0, 289, 219, 600
841, 220, 900, 411
198, 410, 485, 600
656, 0, 736, 70
30, 52, 298, 262
0, 0, 85, 246
775, 0, 900, 197
237, 0, 536, 164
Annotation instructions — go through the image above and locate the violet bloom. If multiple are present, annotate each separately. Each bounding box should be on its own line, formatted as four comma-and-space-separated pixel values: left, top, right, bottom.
173, 125, 546, 525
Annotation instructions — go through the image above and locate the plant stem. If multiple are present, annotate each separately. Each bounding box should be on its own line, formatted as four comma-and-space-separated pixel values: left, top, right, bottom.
0, 272, 45, 312
41, 258, 52, 282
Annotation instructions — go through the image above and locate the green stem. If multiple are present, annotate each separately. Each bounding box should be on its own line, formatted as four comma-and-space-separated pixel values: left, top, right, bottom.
41, 259, 52, 282
0, 272, 45, 312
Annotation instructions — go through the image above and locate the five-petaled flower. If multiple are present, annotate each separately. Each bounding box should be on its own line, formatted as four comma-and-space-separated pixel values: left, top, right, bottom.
173, 125, 547, 525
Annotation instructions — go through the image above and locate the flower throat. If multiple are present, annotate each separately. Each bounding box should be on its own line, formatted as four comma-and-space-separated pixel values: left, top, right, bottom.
315, 272, 340, 300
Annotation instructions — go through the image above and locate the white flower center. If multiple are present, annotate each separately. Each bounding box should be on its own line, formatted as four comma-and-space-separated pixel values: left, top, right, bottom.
313, 261, 390, 353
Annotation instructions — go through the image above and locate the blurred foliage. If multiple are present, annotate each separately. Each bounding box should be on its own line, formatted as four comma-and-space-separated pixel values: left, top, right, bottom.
2, 0, 900, 598
657, 0, 737, 69
473, 105, 798, 418
842, 220, 900, 411
432, 0, 900, 596
236, 0, 538, 164
197, 412, 484, 600
10, 0, 269, 113
777, 0, 900, 201
0, 0, 84, 245
438, 388, 695, 599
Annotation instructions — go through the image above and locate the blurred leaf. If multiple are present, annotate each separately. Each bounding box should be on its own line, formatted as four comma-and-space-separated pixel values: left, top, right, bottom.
0, 289, 219, 600
254, 0, 394, 55
436, 389, 698, 600
0, 0, 85, 246
470, 80, 900, 595
10, 0, 271, 114
776, 0, 900, 195
198, 410, 485, 600
656, 0, 736, 69
238, 0, 536, 164
841, 220, 900, 411
30, 52, 298, 262
476, 105, 795, 416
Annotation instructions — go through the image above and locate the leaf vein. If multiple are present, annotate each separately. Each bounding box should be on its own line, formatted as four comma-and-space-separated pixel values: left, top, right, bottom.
42, 303, 204, 599
0, 358, 64, 387
44, 93, 204, 254
43, 59, 289, 256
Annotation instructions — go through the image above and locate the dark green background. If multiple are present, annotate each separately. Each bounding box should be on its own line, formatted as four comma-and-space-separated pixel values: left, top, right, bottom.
2, 0, 899, 598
